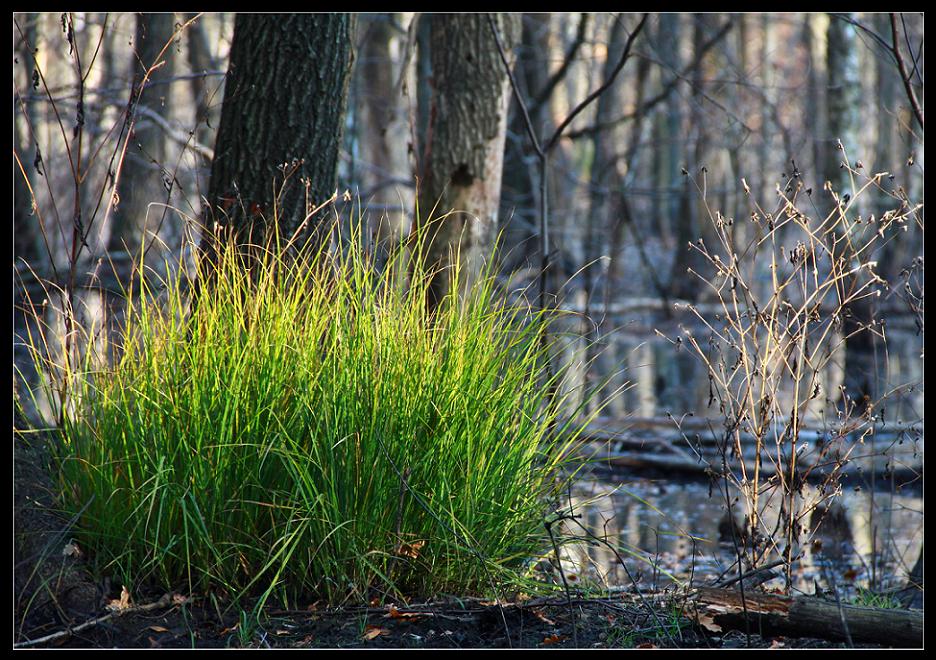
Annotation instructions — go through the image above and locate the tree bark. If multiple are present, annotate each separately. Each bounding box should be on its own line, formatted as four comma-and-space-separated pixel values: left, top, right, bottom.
201, 13, 356, 259
109, 12, 176, 255
185, 13, 218, 156
669, 14, 715, 302
355, 13, 411, 263
415, 13, 519, 311
14, 13, 43, 269
691, 586, 923, 647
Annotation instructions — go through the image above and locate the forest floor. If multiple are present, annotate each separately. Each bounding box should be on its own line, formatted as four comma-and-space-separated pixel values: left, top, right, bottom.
11, 431, 900, 650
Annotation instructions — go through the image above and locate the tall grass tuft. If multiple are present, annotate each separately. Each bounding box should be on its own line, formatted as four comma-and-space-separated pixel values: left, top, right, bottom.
19, 218, 592, 607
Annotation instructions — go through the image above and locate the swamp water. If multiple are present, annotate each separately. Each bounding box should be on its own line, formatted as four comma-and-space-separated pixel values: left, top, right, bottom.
556, 476, 922, 597
550, 316, 923, 597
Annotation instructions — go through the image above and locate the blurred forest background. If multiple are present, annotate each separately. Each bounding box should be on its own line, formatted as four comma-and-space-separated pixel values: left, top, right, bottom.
13, 12, 923, 421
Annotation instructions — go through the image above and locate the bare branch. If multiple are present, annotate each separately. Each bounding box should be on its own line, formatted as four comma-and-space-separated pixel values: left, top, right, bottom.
545, 14, 648, 153
890, 13, 924, 130
529, 13, 590, 116
564, 17, 733, 141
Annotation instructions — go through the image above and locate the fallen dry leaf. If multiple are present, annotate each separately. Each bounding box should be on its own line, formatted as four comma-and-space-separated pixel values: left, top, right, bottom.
363, 625, 391, 641
531, 608, 556, 625
107, 585, 132, 612
148, 625, 170, 633
386, 605, 423, 620
636, 642, 658, 649
694, 611, 723, 633
543, 633, 566, 645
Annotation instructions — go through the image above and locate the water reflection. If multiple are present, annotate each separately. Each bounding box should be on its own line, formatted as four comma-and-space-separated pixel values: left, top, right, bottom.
557, 477, 923, 596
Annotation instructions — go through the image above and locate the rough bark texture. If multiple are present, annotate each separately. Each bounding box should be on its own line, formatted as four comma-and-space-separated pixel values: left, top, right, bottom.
202, 13, 356, 256
110, 12, 176, 255
692, 586, 923, 647
416, 13, 519, 311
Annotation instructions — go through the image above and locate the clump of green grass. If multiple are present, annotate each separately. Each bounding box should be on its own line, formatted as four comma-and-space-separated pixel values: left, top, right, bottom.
851, 587, 902, 610
19, 219, 592, 607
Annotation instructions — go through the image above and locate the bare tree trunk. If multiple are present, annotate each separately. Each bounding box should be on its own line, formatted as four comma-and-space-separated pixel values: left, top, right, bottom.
109, 12, 176, 256
415, 13, 519, 311
658, 13, 683, 256
200, 13, 356, 261
669, 14, 713, 302
185, 13, 218, 160
14, 13, 44, 270
499, 13, 551, 272
802, 14, 824, 196
356, 13, 412, 264
826, 13, 879, 410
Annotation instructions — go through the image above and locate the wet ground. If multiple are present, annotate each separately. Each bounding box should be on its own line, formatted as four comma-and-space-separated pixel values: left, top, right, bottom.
559, 473, 923, 599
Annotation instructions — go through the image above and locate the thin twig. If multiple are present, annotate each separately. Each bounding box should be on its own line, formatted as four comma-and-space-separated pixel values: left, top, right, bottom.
14, 592, 177, 648
889, 13, 924, 130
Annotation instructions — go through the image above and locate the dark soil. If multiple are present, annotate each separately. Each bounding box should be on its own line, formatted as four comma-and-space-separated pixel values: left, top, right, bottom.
13, 590, 890, 649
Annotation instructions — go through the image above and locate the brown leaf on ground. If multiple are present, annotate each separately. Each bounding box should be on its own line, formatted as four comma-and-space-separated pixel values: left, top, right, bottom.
692, 611, 723, 633
107, 585, 132, 612
363, 625, 391, 640
531, 608, 556, 625
386, 605, 424, 620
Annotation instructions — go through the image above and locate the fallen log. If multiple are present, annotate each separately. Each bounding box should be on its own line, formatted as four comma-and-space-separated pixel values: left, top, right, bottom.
690, 586, 922, 648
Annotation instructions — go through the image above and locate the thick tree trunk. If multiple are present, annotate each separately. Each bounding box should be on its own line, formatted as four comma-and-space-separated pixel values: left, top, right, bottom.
415, 13, 519, 311
691, 586, 923, 647
110, 12, 176, 256
202, 13, 356, 258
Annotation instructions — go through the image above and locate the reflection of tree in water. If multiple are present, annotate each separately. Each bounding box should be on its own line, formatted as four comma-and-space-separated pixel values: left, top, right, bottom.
809, 500, 854, 562
652, 344, 703, 415
562, 480, 921, 595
